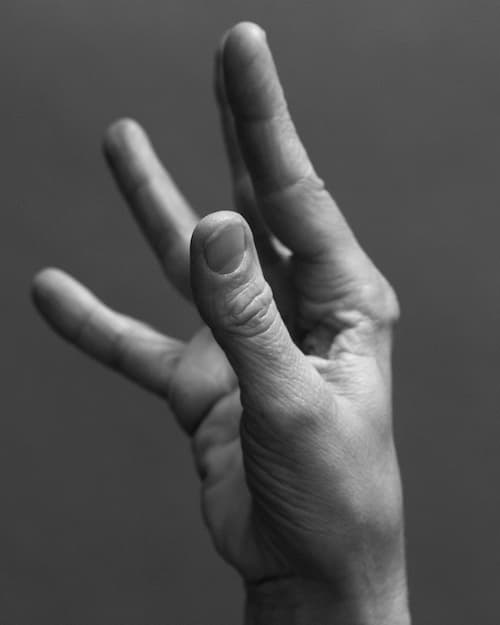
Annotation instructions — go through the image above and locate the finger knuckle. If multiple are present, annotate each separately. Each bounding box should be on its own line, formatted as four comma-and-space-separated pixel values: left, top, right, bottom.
378, 276, 401, 325
378, 279, 401, 326
222, 279, 276, 338
298, 172, 327, 197
358, 274, 401, 327
263, 170, 326, 205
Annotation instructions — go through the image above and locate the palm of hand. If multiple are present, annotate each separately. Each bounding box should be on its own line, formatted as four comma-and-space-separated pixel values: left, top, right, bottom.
177, 230, 396, 584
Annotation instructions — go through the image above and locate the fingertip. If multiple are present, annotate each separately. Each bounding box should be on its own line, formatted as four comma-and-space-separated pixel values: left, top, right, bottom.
31, 269, 80, 332
222, 21, 266, 49
216, 23, 265, 95
220, 22, 282, 123
191, 211, 248, 255
31, 269, 101, 340
221, 21, 267, 66
102, 117, 145, 158
31, 267, 65, 304
102, 118, 161, 194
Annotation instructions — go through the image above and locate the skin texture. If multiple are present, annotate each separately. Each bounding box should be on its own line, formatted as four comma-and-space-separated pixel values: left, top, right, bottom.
32, 22, 410, 625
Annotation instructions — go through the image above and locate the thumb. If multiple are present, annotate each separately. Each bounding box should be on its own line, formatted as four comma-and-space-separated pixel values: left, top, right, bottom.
190, 211, 324, 420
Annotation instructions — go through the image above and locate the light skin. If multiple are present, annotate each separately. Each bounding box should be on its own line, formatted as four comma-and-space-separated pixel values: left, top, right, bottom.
32, 22, 410, 625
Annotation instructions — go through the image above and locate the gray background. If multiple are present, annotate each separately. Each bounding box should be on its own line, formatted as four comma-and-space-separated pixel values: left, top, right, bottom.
1, 0, 499, 623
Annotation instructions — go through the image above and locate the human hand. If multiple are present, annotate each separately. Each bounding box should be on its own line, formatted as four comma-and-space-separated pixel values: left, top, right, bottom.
33, 22, 409, 625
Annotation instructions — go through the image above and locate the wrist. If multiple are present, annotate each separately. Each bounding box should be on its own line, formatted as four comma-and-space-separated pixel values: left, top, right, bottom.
244, 576, 411, 625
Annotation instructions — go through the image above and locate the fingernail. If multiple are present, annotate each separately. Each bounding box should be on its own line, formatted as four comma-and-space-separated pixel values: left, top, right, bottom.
204, 222, 246, 274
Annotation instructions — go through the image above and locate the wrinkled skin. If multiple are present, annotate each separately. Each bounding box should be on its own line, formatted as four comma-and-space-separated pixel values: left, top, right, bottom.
33, 22, 409, 625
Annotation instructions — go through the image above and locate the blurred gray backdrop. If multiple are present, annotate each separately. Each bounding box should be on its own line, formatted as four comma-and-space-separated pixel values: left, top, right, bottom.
1, 0, 499, 623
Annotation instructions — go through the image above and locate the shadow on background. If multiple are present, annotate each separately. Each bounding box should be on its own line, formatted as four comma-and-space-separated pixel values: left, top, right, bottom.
1, 0, 499, 623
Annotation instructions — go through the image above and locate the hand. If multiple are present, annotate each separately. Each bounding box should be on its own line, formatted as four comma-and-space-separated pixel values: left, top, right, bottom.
33, 22, 410, 625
